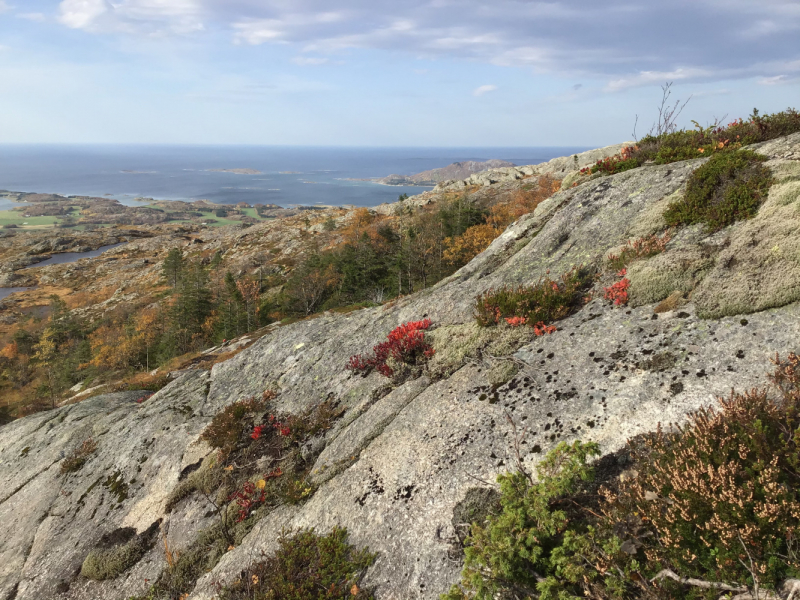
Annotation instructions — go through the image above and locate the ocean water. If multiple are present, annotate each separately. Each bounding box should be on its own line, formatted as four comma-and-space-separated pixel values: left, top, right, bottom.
0, 145, 588, 208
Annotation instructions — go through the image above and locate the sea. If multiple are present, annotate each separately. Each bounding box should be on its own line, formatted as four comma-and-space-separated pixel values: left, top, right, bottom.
0, 145, 589, 209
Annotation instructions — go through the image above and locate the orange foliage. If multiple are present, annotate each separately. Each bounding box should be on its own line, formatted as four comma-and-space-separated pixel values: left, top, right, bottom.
443, 175, 560, 267
65, 285, 117, 309
0, 341, 18, 360
443, 223, 501, 266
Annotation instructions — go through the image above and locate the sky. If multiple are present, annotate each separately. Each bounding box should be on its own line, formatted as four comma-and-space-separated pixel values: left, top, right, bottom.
0, 0, 798, 146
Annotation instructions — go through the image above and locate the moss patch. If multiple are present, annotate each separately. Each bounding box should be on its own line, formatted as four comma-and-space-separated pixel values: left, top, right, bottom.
627, 246, 714, 307
427, 322, 532, 378
81, 523, 158, 581
219, 527, 375, 600
692, 164, 800, 318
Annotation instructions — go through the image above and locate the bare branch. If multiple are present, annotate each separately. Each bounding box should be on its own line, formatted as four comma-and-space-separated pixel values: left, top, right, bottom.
648, 82, 692, 137
504, 411, 533, 484
650, 569, 747, 593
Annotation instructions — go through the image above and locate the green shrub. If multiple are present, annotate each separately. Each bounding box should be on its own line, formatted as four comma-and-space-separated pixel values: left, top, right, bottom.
474, 267, 593, 328
664, 149, 774, 231
220, 527, 376, 600
443, 441, 602, 600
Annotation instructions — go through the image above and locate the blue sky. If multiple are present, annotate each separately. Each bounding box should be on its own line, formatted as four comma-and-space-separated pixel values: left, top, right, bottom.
0, 0, 798, 146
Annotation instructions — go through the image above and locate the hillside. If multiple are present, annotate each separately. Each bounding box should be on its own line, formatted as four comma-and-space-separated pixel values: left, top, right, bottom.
1, 130, 800, 600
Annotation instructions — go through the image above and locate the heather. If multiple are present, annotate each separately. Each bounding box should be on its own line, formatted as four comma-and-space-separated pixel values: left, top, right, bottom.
446, 355, 800, 600
579, 107, 800, 178
663, 148, 774, 231
473, 267, 593, 329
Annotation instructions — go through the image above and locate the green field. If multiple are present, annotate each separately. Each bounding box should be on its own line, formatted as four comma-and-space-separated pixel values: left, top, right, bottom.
0, 210, 58, 228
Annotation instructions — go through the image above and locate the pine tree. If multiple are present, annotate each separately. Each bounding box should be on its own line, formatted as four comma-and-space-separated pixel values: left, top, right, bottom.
162, 247, 184, 287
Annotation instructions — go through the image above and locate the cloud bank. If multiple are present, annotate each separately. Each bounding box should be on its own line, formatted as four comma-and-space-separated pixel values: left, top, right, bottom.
56, 0, 800, 86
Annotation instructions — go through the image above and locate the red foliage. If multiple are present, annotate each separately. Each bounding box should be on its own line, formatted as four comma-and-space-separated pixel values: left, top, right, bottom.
581, 146, 639, 175
505, 316, 528, 327
347, 319, 435, 377
250, 425, 264, 440
229, 481, 267, 523
268, 414, 291, 437
604, 269, 630, 306
533, 322, 557, 336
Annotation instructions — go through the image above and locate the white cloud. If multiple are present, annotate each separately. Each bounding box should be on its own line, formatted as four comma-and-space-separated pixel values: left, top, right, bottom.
18, 12, 46, 21
58, 0, 204, 35
473, 84, 497, 96
0, 1, 11, 14
59, 0, 108, 29
605, 67, 712, 92
291, 56, 329, 66
50, 0, 800, 87
759, 74, 788, 85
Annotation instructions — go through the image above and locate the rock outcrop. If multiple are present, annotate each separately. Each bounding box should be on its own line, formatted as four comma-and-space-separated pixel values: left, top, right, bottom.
1, 133, 800, 600
377, 160, 516, 187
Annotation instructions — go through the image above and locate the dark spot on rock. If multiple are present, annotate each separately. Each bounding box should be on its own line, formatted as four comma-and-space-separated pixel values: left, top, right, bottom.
670, 381, 684, 395
736, 350, 745, 359
676, 312, 690, 319
178, 460, 202, 481
740, 319, 749, 326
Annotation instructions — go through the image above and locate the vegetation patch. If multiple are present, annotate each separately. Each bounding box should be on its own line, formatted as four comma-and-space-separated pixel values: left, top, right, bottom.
663, 149, 774, 231
445, 353, 800, 600
605, 232, 672, 272
474, 267, 593, 329
60, 437, 98, 474
200, 393, 270, 456
578, 107, 800, 178
141, 392, 345, 600
426, 322, 535, 379
219, 527, 376, 600
347, 319, 435, 379
81, 523, 159, 581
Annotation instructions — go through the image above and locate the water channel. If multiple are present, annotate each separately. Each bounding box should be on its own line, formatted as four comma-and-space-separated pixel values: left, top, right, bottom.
1, 243, 125, 301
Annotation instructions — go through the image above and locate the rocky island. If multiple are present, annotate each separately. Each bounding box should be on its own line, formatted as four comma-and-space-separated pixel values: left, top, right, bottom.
373, 159, 516, 187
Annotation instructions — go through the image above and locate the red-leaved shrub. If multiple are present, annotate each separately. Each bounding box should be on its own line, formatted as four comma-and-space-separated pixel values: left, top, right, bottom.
348, 319, 435, 377
604, 269, 630, 306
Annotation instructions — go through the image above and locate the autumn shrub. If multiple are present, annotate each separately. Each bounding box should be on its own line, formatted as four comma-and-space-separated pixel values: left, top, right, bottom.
607, 353, 800, 595
474, 267, 592, 328
581, 145, 640, 176
447, 355, 800, 600
664, 148, 774, 231
60, 437, 98, 474
200, 396, 267, 455
347, 319, 435, 377
219, 527, 376, 600
606, 232, 672, 272
603, 270, 630, 306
